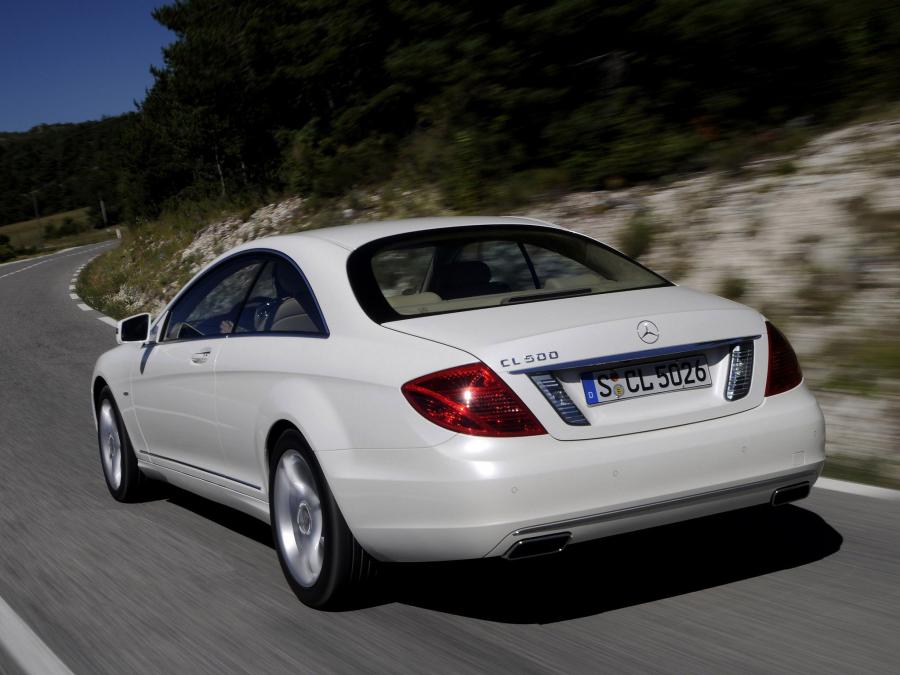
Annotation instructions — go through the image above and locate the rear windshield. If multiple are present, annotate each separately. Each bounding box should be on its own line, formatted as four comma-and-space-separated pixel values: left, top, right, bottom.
347, 225, 671, 323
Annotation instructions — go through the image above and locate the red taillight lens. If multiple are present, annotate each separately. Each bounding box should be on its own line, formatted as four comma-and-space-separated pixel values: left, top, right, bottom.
402, 363, 546, 437
765, 321, 803, 396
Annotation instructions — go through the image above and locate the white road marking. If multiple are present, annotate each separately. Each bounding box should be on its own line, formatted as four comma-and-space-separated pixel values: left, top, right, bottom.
0, 251, 59, 270
0, 594, 74, 675
0, 243, 112, 281
0, 258, 55, 281
57, 246, 120, 329
816, 477, 900, 500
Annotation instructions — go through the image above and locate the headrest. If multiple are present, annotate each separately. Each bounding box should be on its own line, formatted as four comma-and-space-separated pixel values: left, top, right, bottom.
446, 260, 491, 285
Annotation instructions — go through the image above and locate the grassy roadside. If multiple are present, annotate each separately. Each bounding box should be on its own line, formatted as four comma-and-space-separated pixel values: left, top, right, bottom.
2, 227, 121, 264
1, 207, 122, 262
822, 456, 900, 491
0, 207, 91, 246
76, 201, 261, 318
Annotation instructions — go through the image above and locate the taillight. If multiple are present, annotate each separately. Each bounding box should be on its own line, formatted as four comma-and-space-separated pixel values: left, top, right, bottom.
402, 363, 546, 437
765, 322, 803, 396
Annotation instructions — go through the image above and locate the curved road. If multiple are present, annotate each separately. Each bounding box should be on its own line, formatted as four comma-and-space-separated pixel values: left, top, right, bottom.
0, 244, 898, 674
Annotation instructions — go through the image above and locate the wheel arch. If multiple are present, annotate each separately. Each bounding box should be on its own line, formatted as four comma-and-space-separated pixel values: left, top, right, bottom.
265, 419, 310, 474
92, 375, 109, 423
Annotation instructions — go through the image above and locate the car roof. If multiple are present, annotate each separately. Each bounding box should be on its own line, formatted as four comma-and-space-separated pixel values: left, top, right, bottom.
290, 215, 561, 251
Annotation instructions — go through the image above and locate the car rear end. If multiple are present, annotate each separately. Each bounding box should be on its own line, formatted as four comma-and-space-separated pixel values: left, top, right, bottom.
324, 222, 825, 562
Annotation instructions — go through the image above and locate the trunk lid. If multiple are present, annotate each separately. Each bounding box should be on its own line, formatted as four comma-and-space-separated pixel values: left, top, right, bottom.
386, 286, 767, 440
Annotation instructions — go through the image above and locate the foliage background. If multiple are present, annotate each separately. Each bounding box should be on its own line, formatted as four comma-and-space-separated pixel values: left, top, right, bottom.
3, 0, 900, 225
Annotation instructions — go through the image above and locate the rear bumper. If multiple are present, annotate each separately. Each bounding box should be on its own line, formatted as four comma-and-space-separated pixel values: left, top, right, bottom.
319, 384, 826, 562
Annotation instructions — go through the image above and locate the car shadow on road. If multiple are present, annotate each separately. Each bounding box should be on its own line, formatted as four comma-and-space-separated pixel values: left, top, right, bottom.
148, 484, 842, 623
383, 505, 843, 624
158, 484, 276, 549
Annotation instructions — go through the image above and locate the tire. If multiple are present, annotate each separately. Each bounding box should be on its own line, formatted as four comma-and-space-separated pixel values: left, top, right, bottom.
269, 430, 376, 609
96, 386, 143, 502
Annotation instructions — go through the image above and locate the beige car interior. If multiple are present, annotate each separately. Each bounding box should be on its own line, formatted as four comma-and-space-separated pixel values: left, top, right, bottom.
386, 271, 626, 315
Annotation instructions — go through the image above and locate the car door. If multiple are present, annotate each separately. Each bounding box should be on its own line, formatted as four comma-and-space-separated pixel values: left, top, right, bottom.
214, 255, 329, 492
131, 255, 264, 476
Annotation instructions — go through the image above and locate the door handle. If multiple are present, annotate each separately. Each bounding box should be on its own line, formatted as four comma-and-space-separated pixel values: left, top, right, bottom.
191, 350, 211, 364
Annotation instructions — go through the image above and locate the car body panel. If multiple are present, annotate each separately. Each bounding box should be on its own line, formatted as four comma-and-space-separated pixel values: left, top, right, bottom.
302, 215, 559, 251
130, 338, 224, 471
213, 331, 469, 493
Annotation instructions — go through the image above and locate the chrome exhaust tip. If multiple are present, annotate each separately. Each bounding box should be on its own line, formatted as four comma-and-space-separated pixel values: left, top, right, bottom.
503, 532, 571, 560
771, 482, 811, 506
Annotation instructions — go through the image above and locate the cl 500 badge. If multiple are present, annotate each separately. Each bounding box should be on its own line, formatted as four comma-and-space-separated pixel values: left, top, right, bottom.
500, 351, 559, 368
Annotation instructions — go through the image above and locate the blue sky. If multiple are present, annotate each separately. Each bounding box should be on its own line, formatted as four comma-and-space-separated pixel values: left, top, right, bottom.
0, 0, 173, 132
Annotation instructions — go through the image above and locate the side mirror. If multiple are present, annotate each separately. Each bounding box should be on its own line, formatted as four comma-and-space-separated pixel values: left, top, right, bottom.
116, 313, 152, 345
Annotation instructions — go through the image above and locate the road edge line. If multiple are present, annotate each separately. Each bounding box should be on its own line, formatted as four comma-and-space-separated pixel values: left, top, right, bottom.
67, 245, 118, 329
0, 595, 74, 675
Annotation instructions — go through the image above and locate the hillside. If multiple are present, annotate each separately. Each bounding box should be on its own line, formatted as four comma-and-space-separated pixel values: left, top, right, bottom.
0, 116, 133, 226
78, 116, 900, 487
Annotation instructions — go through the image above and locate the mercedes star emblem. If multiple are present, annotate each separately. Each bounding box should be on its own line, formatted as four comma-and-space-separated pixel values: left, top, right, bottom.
637, 320, 659, 344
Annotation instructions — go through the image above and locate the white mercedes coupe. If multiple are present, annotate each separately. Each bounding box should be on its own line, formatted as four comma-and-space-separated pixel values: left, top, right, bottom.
92, 216, 825, 607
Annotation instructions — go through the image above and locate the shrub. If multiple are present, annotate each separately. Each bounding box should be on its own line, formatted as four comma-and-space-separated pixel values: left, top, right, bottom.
773, 160, 797, 176
56, 217, 84, 237
619, 211, 656, 259
719, 275, 748, 300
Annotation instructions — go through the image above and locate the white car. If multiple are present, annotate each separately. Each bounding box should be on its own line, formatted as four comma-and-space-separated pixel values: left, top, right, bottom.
92, 216, 825, 607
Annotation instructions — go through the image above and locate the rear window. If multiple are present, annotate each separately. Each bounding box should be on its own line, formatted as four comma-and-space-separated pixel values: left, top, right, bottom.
349, 225, 671, 323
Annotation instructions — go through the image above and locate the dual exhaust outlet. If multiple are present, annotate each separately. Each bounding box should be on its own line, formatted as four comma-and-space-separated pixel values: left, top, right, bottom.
503, 481, 812, 560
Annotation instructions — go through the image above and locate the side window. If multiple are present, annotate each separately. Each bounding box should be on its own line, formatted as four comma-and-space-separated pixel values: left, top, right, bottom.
164, 257, 263, 340
236, 258, 326, 334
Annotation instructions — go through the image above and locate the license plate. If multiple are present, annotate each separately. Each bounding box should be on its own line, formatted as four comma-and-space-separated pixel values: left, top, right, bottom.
580, 354, 711, 406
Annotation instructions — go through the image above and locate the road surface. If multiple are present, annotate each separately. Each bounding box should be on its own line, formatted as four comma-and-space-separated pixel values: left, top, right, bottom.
0, 244, 898, 674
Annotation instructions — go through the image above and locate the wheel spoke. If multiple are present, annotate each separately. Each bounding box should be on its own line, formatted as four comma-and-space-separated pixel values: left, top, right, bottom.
99, 401, 123, 490
273, 450, 325, 588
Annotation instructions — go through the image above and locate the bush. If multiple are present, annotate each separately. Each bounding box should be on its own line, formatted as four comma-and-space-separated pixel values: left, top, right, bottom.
57, 217, 84, 237
43, 216, 91, 240
719, 275, 748, 300
773, 160, 798, 176
0, 244, 14, 262
619, 211, 656, 259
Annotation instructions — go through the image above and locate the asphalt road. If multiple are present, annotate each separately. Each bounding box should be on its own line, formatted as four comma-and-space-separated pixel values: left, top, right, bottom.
0, 244, 898, 674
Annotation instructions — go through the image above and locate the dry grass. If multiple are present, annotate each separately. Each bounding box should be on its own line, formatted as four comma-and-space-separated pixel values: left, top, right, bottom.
0, 207, 92, 248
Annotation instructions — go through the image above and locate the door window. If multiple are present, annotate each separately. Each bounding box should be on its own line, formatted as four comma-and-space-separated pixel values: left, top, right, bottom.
164, 257, 263, 341
236, 258, 326, 334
